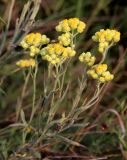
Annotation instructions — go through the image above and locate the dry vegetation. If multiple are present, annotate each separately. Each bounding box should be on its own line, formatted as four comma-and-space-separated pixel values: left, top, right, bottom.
0, 0, 127, 160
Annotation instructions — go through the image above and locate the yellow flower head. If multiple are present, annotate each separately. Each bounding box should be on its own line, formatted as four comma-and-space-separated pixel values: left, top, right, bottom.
77, 21, 86, 33
41, 43, 63, 65
92, 29, 120, 53
29, 46, 40, 57
20, 40, 29, 49
101, 71, 114, 81
79, 52, 96, 66
58, 33, 71, 46
34, 33, 42, 46
56, 18, 86, 33
94, 64, 107, 75
87, 69, 98, 79
41, 35, 50, 45
54, 43, 64, 55
20, 33, 50, 58
63, 47, 76, 58
41, 43, 76, 65
87, 63, 114, 83
56, 19, 71, 32
23, 33, 42, 47
20, 33, 50, 48
25, 33, 35, 45
68, 18, 79, 30
16, 59, 36, 68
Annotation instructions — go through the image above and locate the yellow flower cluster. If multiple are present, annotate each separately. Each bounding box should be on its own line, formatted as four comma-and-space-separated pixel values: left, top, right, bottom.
87, 64, 114, 83
29, 46, 40, 57
16, 59, 36, 68
62, 47, 76, 58
92, 29, 120, 53
38, 18, 85, 65
41, 43, 76, 65
79, 52, 96, 66
41, 35, 50, 45
58, 33, 71, 46
20, 33, 50, 57
24, 33, 42, 46
56, 18, 86, 33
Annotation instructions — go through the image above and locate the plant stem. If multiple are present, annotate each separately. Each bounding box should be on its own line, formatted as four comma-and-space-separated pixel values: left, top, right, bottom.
16, 68, 31, 121
29, 61, 38, 123
99, 43, 113, 64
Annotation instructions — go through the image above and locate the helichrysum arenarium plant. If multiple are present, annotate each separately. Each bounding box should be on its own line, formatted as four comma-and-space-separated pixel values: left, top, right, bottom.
2, 17, 123, 159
